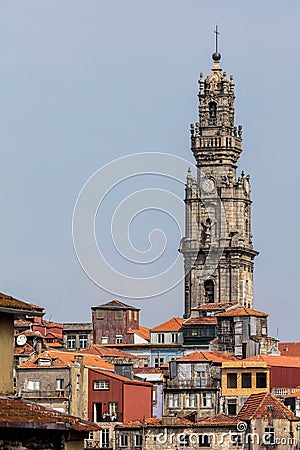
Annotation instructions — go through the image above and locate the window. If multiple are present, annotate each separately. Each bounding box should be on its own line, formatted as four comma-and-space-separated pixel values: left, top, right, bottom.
171, 333, 178, 343
204, 279, 214, 303
101, 336, 108, 344
227, 398, 237, 416
264, 427, 275, 445
115, 310, 123, 320
56, 378, 64, 391
79, 334, 88, 349
94, 380, 109, 390
88, 431, 94, 441
109, 402, 118, 416
134, 311, 138, 320
227, 373, 237, 388
116, 335, 123, 344
202, 392, 212, 408
96, 309, 104, 319
119, 434, 128, 447
209, 101, 217, 118
185, 392, 196, 408
157, 333, 165, 344
27, 379, 40, 391
128, 310, 132, 320
37, 358, 51, 366
153, 386, 157, 404
199, 434, 211, 447
153, 356, 165, 368
256, 372, 267, 388
76, 374, 80, 391
134, 435, 143, 447
168, 393, 179, 408
67, 335, 76, 349
242, 372, 252, 388
101, 429, 110, 448
232, 434, 243, 446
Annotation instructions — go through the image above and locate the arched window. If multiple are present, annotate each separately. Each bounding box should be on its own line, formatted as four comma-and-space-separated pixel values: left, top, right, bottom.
209, 101, 217, 118
204, 280, 214, 303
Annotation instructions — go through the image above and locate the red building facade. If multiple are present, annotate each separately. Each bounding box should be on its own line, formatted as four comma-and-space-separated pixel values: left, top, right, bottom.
92, 300, 140, 345
88, 368, 152, 423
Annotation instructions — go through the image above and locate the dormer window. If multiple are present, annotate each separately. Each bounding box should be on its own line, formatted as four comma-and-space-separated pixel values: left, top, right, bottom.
37, 358, 52, 367
209, 101, 217, 118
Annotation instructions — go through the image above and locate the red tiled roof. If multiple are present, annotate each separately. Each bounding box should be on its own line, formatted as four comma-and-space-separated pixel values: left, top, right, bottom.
14, 319, 32, 327
0, 293, 43, 313
151, 317, 184, 332
15, 330, 43, 338
128, 326, 150, 341
193, 302, 238, 311
175, 351, 237, 363
14, 343, 35, 356
284, 390, 300, 399
91, 369, 153, 387
0, 397, 99, 431
216, 307, 268, 318
80, 345, 139, 359
238, 393, 298, 421
18, 350, 113, 370
197, 413, 239, 426
183, 317, 217, 326
279, 342, 300, 357
92, 299, 139, 310
244, 355, 300, 368
117, 417, 192, 427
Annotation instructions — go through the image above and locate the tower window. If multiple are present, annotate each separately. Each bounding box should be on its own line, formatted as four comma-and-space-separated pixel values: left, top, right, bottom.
204, 280, 214, 303
209, 101, 217, 118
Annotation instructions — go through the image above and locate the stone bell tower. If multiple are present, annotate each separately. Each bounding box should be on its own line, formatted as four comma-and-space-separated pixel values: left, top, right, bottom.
180, 47, 259, 318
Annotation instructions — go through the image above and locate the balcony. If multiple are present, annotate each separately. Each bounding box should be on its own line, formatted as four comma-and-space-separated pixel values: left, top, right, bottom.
165, 379, 217, 389
20, 389, 70, 399
97, 412, 123, 423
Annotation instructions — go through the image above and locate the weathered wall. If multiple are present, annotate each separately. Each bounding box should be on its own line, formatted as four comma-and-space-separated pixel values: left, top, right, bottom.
0, 313, 14, 395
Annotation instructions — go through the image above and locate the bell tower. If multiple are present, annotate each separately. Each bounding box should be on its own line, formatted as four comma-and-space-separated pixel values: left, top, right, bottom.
180, 36, 259, 318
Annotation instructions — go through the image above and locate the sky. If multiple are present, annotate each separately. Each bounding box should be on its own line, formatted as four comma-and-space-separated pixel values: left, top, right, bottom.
0, 1, 299, 340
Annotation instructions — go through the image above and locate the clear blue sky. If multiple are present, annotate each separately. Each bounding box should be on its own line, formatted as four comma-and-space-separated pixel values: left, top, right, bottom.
0, 1, 299, 340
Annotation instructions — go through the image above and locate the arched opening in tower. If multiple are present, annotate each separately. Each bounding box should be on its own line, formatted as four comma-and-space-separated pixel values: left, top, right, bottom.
209, 101, 217, 118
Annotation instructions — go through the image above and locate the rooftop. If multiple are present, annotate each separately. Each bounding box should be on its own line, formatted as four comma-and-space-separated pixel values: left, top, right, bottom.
196, 413, 239, 426
92, 299, 140, 311
244, 355, 300, 368
183, 317, 217, 326
18, 350, 114, 370
193, 302, 238, 311
151, 317, 184, 332
174, 351, 237, 363
91, 369, 153, 387
80, 345, 140, 359
128, 326, 150, 341
279, 342, 300, 357
237, 392, 298, 421
0, 292, 44, 316
216, 307, 268, 318
0, 396, 99, 432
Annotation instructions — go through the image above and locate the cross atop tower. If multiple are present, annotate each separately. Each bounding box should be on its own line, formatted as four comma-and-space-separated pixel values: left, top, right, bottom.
214, 23, 219, 53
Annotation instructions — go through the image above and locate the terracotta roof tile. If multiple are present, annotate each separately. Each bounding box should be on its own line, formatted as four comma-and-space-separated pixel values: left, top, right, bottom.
175, 351, 237, 363
128, 326, 150, 341
80, 345, 139, 359
14, 343, 35, 356
183, 317, 217, 326
117, 417, 192, 428
244, 355, 300, 368
18, 350, 113, 370
0, 293, 42, 313
197, 413, 239, 426
0, 396, 99, 431
151, 317, 184, 332
238, 393, 298, 421
216, 307, 268, 318
284, 390, 300, 399
134, 367, 162, 375
91, 369, 153, 387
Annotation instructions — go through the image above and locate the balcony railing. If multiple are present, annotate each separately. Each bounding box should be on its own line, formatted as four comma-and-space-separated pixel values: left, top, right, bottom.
165, 379, 218, 389
272, 387, 299, 397
97, 412, 123, 423
21, 389, 70, 399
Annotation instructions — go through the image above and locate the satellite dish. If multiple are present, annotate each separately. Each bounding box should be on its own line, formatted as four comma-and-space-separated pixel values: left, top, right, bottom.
16, 334, 27, 346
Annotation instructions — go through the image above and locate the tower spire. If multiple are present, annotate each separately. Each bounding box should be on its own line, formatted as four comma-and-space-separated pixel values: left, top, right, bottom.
212, 24, 221, 62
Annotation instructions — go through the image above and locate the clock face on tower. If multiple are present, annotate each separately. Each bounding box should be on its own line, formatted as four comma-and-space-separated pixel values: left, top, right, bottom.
201, 177, 215, 194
